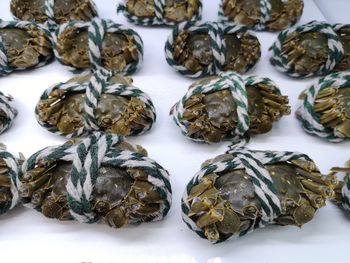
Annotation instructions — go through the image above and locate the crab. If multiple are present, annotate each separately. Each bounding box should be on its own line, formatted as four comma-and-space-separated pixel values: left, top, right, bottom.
126, 0, 200, 23
310, 86, 350, 138
10, 0, 97, 25
171, 76, 290, 143
334, 26, 350, 71
0, 25, 52, 69
56, 27, 139, 72
185, 154, 337, 242
222, 0, 304, 31
36, 74, 154, 137
279, 31, 329, 76
172, 29, 261, 74
20, 139, 165, 228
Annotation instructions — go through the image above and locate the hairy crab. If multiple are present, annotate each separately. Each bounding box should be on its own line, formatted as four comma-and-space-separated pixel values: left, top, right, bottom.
169, 23, 261, 76
19, 133, 172, 228
221, 0, 304, 31
171, 74, 290, 144
10, 0, 97, 25
124, 0, 201, 23
0, 21, 52, 70
334, 24, 350, 72
55, 21, 142, 73
182, 151, 337, 243
36, 73, 155, 137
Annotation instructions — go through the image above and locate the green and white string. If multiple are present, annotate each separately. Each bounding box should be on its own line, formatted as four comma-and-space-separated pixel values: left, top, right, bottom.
165, 21, 259, 78
53, 18, 143, 75
296, 71, 350, 142
270, 21, 344, 78
181, 148, 312, 243
171, 72, 283, 147
342, 173, 350, 211
0, 19, 53, 76
218, 0, 272, 31
0, 148, 21, 216
20, 132, 172, 224
117, 0, 203, 26
0, 91, 17, 134
35, 71, 156, 138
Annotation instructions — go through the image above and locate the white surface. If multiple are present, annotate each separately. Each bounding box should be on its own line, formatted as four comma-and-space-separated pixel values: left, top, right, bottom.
314, 0, 350, 23
0, 1, 349, 263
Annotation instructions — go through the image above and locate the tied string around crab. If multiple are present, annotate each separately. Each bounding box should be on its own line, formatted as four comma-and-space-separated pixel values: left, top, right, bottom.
39, 18, 151, 138
171, 71, 290, 147
297, 71, 350, 142
10, 0, 99, 32
165, 21, 261, 78
181, 146, 337, 243
329, 161, 350, 212
117, 0, 203, 26
19, 132, 172, 228
270, 21, 349, 78
0, 19, 53, 76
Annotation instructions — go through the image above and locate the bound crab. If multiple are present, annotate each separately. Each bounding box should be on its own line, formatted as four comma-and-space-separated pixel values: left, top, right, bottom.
36, 72, 156, 138
54, 19, 143, 75
0, 91, 17, 135
171, 72, 290, 144
19, 132, 172, 229
297, 71, 350, 142
10, 0, 98, 26
0, 145, 21, 216
182, 148, 337, 243
219, 0, 304, 31
117, 0, 202, 26
0, 20, 53, 75
333, 24, 350, 72
165, 21, 261, 78
270, 21, 346, 78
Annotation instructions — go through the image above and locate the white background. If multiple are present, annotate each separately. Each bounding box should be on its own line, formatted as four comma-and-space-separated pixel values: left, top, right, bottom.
0, 1, 349, 262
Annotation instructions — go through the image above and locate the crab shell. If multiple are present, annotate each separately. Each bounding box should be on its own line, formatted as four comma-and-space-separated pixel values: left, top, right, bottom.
0, 25, 52, 69
312, 85, 350, 139
222, 0, 304, 31
184, 153, 337, 242
55, 25, 140, 72
19, 139, 167, 228
172, 28, 261, 75
126, 0, 201, 23
10, 0, 97, 25
171, 76, 290, 143
36, 73, 155, 137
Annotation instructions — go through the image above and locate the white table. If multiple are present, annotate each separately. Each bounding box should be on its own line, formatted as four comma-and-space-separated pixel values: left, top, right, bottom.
0, 1, 349, 263
314, 0, 350, 23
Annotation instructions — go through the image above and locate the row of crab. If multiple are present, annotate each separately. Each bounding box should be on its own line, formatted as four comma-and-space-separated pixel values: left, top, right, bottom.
0, 129, 349, 244
1, 17, 349, 79
1, 70, 349, 145
10, 0, 304, 30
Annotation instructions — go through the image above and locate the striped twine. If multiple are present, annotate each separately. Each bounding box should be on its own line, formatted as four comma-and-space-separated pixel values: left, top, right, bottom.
0, 91, 17, 134
171, 72, 283, 147
270, 21, 345, 78
165, 21, 259, 78
0, 148, 21, 216
20, 132, 172, 224
296, 71, 350, 142
35, 72, 156, 138
0, 19, 53, 76
218, 0, 301, 31
117, 0, 203, 26
181, 148, 312, 243
53, 18, 144, 75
